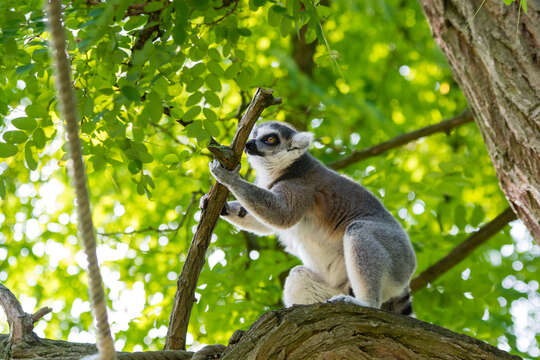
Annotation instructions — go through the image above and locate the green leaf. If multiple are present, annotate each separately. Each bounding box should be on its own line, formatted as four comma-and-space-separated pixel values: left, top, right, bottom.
163, 153, 180, 164
207, 62, 224, 77
454, 204, 467, 230
32, 128, 46, 149
25, 143, 37, 170
238, 28, 252, 37
3, 130, 28, 144
269, 6, 285, 28
205, 74, 221, 92
144, 1, 163, 12
124, 15, 147, 31
15, 63, 35, 74
208, 48, 221, 62
204, 91, 221, 107
470, 206, 485, 227
183, 106, 201, 121
0, 176, 5, 199
186, 92, 203, 106
203, 120, 220, 138
12, 117, 37, 131
121, 86, 140, 102
0, 143, 18, 158
186, 76, 204, 93
203, 107, 218, 123
128, 160, 142, 174
146, 91, 163, 123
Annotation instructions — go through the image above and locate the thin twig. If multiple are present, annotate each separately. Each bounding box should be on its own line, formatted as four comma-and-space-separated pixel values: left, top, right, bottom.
97, 191, 201, 238
32, 307, 53, 324
411, 207, 516, 293
204, 0, 239, 26
329, 109, 474, 170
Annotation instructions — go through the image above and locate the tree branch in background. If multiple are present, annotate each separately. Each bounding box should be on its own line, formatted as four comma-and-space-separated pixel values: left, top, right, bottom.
411, 207, 516, 293
329, 109, 474, 170
0, 283, 51, 344
164, 88, 281, 350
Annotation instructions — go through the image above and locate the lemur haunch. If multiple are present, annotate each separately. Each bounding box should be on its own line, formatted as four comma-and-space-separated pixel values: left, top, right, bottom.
206, 121, 416, 314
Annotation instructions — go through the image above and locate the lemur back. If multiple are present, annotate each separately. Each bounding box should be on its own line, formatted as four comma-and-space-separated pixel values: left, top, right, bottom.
206, 121, 416, 314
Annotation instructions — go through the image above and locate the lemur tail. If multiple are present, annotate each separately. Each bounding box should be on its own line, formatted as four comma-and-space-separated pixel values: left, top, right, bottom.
381, 288, 413, 316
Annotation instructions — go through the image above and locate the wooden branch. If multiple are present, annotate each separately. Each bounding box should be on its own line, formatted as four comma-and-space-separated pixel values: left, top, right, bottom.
329, 109, 474, 170
0, 283, 38, 344
2, 303, 519, 359
31, 307, 52, 324
221, 303, 519, 359
164, 88, 281, 350
411, 207, 516, 293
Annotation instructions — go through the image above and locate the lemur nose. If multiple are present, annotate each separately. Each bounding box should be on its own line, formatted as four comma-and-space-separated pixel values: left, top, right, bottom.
245, 140, 257, 152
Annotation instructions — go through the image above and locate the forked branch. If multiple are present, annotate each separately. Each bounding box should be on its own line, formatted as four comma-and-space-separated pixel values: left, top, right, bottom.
0, 283, 51, 344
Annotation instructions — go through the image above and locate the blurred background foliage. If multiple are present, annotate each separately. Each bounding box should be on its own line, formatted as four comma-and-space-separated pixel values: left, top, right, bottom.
0, 0, 538, 358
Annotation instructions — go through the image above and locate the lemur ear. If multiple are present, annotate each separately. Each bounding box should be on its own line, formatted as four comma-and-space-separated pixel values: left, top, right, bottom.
290, 132, 314, 151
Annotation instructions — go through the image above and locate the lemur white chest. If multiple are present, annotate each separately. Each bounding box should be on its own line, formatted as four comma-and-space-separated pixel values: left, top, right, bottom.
276, 215, 347, 288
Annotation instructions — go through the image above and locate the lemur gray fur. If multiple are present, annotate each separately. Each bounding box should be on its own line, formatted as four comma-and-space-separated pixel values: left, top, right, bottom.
204, 121, 417, 314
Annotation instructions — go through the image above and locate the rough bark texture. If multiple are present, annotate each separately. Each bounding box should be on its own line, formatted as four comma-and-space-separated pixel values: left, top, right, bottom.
223, 303, 519, 359
0, 335, 193, 360
418, 0, 540, 242
1, 303, 520, 359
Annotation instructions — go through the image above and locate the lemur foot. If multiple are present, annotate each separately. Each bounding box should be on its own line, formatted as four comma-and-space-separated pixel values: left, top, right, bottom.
328, 295, 369, 307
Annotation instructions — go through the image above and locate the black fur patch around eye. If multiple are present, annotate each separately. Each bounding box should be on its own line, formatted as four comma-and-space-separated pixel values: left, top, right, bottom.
238, 207, 247, 218
261, 133, 280, 145
268, 122, 295, 140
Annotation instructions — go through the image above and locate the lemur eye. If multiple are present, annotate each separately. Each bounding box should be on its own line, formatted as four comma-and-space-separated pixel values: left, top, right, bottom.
263, 135, 278, 145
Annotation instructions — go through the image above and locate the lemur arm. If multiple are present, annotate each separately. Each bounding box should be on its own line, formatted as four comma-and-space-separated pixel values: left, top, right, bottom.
209, 160, 310, 229
221, 201, 274, 235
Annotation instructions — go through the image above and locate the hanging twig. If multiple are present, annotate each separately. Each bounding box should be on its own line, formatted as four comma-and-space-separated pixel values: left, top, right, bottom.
164, 88, 281, 350
411, 207, 516, 293
47, 1, 116, 359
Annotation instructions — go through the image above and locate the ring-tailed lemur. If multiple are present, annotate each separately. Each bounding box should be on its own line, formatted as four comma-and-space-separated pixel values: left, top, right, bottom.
204, 121, 416, 314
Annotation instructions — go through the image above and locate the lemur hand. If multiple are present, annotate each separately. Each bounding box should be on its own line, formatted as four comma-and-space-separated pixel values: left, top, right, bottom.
209, 159, 240, 186
199, 193, 230, 216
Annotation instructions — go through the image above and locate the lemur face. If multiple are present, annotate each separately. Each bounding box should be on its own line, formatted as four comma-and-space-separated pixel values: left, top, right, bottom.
246, 121, 314, 170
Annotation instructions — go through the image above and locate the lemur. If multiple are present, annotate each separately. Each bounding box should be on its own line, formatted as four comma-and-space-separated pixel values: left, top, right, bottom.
204, 121, 417, 314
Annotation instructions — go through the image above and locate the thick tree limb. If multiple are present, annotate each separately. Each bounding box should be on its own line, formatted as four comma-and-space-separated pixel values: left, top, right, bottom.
2, 303, 519, 359
221, 303, 519, 359
164, 88, 281, 350
411, 207, 516, 293
329, 109, 474, 170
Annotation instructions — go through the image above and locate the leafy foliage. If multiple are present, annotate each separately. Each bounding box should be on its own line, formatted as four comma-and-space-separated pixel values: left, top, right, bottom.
0, 0, 538, 358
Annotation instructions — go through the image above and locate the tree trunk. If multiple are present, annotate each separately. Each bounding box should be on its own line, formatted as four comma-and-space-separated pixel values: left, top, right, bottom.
1, 303, 519, 359
417, 0, 540, 242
